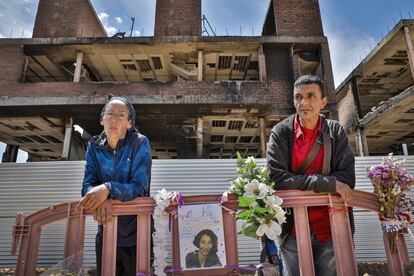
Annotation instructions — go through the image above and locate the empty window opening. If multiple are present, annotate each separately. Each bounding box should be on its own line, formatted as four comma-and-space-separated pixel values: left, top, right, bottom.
212, 120, 226, 127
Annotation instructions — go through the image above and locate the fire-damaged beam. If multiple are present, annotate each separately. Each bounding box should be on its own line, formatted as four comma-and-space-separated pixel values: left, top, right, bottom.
359, 85, 414, 128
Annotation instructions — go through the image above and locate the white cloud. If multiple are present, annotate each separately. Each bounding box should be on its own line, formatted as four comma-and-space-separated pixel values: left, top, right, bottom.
133, 30, 141, 36
115, 16, 123, 24
326, 30, 375, 87
0, 0, 36, 38
321, 4, 377, 89
105, 26, 117, 36
97, 12, 118, 36
97, 12, 109, 21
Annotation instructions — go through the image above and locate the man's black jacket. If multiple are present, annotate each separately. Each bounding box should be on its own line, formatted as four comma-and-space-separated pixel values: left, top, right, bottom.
266, 114, 356, 247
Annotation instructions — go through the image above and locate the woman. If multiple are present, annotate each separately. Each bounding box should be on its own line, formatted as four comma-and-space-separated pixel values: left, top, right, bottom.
185, 229, 222, 268
77, 97, 152, 276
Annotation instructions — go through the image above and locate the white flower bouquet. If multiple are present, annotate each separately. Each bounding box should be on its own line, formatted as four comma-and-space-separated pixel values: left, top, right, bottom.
229, 153, 286, 241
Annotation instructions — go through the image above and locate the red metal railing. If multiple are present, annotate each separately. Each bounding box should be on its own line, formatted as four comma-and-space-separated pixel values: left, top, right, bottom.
11, 190, 409, 276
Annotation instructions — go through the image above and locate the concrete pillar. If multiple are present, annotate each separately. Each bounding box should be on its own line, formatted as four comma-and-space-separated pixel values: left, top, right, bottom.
259, 118, 267, 158
320, 43, 335, 102
62, 115, 73, 160
320, 43, 338, 120
258, 46, 267, 82
402, 144, 409, 156
356, 128, 369, 156
351, 77, 363, 119
73, 51, 84, 82
290, 46, 301, 81
1, 144, 19, 162
196, 117, 203, 158
403, 26, 414, 81
198, 50, 203, 81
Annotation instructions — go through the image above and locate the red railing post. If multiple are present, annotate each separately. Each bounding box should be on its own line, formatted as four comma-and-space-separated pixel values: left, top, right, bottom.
22, 223, 41, 276
136, 213, 152, 274
293, 206, 315, 276
328, 202, 357, 276
396, 232, 409, 267
384, 231, 406, 275
102, 216, 118, 276
63, 203, 85, 273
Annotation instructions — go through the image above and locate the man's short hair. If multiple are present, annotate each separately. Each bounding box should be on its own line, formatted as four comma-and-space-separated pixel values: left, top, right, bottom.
294, 75, 326, 98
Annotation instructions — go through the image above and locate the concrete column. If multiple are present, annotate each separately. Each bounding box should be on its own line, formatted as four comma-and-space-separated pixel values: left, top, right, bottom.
320, 43, 338, 120
402, 144, 409, 156
73, 51, 84, 82
259, 117, 267, 157
62, 115, 73, 160
1, 144, 19, 162
196, 117, 203, 158
290, 46, 301, 81
198, 50, 203, 81
403, 26, 414, 81
356, 127, 369, 156
258, 46, 267, 82
351, 77, 363, 119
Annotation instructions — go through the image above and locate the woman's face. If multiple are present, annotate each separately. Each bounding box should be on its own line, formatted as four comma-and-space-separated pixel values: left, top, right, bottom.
198, 234, 213, 256
100, 100, 131, 141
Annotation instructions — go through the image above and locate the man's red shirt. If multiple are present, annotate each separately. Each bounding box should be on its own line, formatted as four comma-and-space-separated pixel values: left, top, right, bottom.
291, 114, 332, 243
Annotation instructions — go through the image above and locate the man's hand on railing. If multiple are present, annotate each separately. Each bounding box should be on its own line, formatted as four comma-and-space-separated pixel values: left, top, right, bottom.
76, 184, 110, 211
93, 200, 113, 225
335, 180, 353, 202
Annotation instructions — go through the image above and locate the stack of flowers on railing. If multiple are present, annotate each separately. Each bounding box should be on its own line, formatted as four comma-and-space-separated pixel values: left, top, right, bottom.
153, 189, 179, 276
229, 152, 285, 241
367, 154, 414, 253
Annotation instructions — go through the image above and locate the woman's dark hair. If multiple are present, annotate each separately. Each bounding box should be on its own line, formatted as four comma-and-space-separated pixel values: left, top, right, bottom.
100, 96, 136, 130
192, 229, 218, 253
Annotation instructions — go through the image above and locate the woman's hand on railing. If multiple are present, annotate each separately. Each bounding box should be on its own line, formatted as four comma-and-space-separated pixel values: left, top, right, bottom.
76, 184, 110, 211
335, 180, 353, 202
93, 200, 113, 225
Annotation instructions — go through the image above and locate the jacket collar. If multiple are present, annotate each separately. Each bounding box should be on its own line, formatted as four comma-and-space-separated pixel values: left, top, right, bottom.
294, 114, 323, 139
284, 114, 331, 137
95, 131, 129, 150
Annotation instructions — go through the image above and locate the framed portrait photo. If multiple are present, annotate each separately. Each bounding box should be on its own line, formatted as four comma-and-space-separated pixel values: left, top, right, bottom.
178, 203, 227, 270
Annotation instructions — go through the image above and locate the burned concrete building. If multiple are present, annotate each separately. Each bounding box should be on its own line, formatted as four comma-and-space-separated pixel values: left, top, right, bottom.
0, 0, 336, 161
336, 20, 414, 156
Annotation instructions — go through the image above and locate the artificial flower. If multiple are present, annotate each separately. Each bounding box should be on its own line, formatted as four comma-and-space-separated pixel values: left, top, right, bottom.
256, 220, 282, 241
244, 179, 269, 199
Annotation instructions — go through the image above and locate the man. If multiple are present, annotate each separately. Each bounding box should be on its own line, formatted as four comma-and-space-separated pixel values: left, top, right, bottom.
77, 97, 152, 276
266, 75, 355, 276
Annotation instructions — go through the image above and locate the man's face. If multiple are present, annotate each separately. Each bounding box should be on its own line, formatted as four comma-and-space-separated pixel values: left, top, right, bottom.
100, 100, 132, 141
293, 83, 327, 122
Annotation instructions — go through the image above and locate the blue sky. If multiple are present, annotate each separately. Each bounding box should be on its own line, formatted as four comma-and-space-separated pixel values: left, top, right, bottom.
0, 0, 414, 162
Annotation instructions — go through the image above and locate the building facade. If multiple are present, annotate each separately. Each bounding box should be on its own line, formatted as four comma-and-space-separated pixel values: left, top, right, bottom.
0, 0, 336, 161
336, 20, 414, 156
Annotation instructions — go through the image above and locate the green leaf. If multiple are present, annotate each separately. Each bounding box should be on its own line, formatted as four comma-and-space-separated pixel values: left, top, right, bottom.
253, 207, 270, 214
236, 209, 252, 220
236, 151, 244, 168
241, 223, 258, 239
239, 196, 256, 207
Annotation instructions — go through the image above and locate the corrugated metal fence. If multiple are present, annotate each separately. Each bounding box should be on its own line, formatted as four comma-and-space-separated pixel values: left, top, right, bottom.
0, 156, 414, 268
